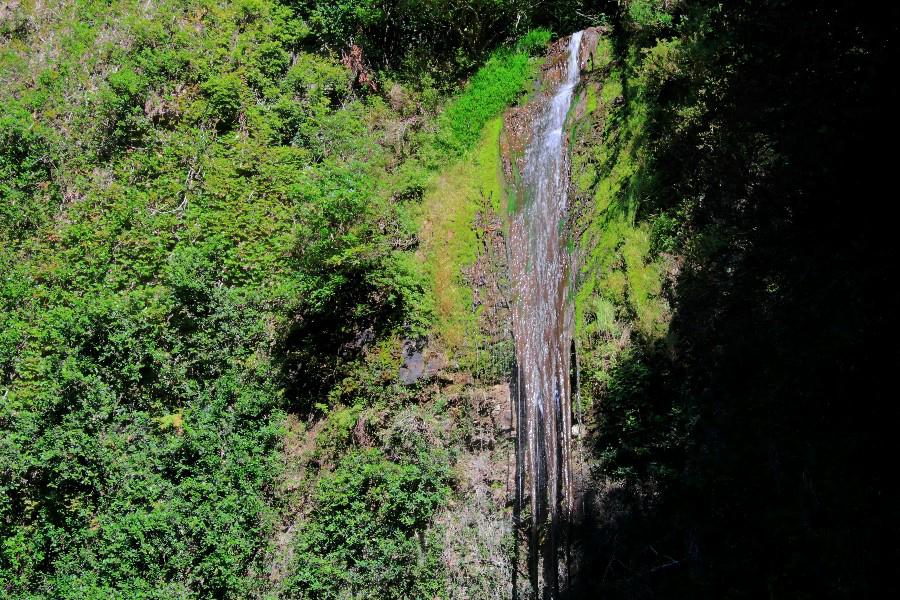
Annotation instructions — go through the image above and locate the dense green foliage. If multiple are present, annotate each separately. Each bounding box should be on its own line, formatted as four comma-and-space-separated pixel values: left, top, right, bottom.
0, 0, 560, 596
436, 30, 551, 155
303, 0, 563, 79
286, 448, 451, 598
3, 0, 893, 596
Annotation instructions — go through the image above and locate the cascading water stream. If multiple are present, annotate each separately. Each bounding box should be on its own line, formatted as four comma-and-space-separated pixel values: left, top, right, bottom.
510, 30, 583, 598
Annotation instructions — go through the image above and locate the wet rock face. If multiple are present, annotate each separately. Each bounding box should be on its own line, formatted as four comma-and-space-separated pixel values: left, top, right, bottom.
399, 340, 425, 384
500, 27, 603, 210
578, 26, 605, 71
503, 31, 589, 597
500, 39, 567, 196
398, 339, 446, 385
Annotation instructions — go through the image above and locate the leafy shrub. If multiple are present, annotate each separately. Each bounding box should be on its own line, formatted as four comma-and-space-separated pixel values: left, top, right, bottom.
649, 212, 679, 256
293, 162, 424, 319
135, 46, 193, 85
515, 27, 552, 55
638, 37, 682, 96
285, 448, 450, 599
201, 74, 244, 130
437, 30, 550, 156
309, 0, 385, 44
97, 67, 149, 155
236, 0, 268, 25
626, 0, 674, 28
307, 0, 524, 81
283, 53, 349, 106
0, 106, 57, 239
247, 41, 290, 96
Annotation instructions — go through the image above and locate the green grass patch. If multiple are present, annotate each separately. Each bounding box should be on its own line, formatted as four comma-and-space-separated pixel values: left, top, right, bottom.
435, 29, 549, 157
574, 35, 674, 405
419, 118, 504, 353
600, 70, 624, 105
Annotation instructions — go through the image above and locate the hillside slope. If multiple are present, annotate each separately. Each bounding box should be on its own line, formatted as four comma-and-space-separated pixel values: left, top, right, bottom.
2, 1, 896, 598
0, 1, 549, 597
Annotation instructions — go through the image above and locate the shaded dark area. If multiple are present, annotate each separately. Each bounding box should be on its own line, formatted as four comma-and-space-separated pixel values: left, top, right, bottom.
296, 1, 599, 84
571, 1, 899, 597
272, 268, 410, 412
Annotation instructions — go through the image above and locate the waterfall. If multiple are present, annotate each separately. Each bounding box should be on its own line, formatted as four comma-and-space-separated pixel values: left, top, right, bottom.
510, 30, 583, 598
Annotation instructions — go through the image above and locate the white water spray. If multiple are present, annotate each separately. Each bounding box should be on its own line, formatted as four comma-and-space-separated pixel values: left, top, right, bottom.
510, 30, 583, 597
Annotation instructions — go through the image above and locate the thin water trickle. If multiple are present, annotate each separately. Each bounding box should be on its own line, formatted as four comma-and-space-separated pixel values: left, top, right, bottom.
510, 30, 583, 598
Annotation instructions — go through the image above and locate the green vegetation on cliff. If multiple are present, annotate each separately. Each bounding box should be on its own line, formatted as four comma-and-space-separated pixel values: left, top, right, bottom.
0, 1, 554, 597
1, 0, 894, 597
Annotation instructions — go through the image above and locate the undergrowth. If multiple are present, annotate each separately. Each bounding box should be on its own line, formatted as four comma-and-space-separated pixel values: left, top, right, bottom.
0, 1, 553, 596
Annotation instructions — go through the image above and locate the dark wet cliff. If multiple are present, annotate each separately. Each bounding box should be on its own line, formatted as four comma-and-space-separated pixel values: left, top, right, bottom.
560, 3, 899, 598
